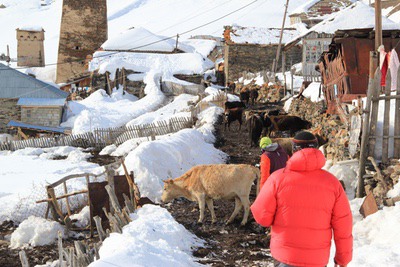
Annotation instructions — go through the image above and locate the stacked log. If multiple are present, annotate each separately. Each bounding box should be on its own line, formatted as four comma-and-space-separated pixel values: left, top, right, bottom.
288, 97, 350, 162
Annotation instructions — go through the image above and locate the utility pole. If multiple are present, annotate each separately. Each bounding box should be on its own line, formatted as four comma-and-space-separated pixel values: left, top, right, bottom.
6, 45, 10, 66
273, 0, 290, 78
175, 34, 179, 51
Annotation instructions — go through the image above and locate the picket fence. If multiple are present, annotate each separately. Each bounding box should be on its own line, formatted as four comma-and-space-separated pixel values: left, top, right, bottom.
0, 117, 193, 151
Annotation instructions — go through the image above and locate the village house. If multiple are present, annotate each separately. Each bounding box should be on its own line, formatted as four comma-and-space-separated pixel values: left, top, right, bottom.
284, 1, 400, 82
0, 63, 69, 135
288, 0, 355, 28
223, 25, 303, 84
89, 27, 213, 97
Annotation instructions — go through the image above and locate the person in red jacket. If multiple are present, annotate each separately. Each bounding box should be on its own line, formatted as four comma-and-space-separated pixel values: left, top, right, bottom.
258, 137, 289, 192
251, 131, 353, 267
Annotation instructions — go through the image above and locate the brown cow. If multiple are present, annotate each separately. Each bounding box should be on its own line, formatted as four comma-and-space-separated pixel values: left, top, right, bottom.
161, 164, 260, 225
271, 137, 294, 156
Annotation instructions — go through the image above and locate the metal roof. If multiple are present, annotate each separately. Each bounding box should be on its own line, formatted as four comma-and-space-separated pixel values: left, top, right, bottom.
7, 120, 66, 133
0, 63, 69, 99
17, 98, 66, 106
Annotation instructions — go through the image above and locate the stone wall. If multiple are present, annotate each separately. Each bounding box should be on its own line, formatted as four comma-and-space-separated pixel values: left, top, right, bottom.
0, 99, 20, 132
225, 43, 302, 83
21, 107, 62, 127
56, 0, 107, 83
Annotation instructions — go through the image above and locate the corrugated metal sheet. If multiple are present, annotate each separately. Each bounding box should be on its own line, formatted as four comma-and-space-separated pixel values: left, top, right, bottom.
7, 120, 66, 133
0, 63, 69, 99
17, 98, 66, 106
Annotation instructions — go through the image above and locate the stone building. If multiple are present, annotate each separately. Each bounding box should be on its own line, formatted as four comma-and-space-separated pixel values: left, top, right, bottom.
56, 0, 108, 84
0, 63, 68, 132
289, 0, 354, 28
223, 25, 302, 84
16, 28, 45, 67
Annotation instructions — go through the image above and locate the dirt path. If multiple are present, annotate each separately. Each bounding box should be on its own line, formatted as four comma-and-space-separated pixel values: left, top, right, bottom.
162, 110, 278, 266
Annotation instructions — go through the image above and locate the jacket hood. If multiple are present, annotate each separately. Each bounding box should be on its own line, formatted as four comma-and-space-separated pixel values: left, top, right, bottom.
263, 143, 279, 152
287, 148, 326, 171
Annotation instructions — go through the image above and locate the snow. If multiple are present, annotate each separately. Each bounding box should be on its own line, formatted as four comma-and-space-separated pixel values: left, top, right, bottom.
101, 27, 176, 52
118, 128, 227, 202
301, 82, 324, 102
228, 25, 304, 45
17, 25, 43, 32
89, 204, 204, 267
290, 0, 322, 15
69, 206, 90, 228
0, 147, 103, 223
10, 216, 65, 248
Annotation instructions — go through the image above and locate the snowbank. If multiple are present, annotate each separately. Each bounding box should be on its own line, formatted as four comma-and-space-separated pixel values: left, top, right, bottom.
120, 128, 227, 202
10, 216, 65, 248
89, 205, 204, 267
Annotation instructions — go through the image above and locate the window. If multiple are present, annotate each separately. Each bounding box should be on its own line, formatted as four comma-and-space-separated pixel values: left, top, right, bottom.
26, 109, 31, 118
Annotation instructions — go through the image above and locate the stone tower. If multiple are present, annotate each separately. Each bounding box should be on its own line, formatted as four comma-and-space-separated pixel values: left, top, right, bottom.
56, 0, 107, 83
16, 28, 45, 67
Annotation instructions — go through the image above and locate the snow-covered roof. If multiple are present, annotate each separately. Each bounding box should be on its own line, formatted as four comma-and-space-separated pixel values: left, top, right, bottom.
227, 25, 304, 45
101, 27, 177, 52
17, 98, 66, 106
17, 26, 44, 32
290, 0, 322, 16
290, 0, 356, 17
285, 2, 400, 48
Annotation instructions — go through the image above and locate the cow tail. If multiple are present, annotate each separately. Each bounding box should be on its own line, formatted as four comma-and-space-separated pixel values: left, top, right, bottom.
253, 166, 261, 195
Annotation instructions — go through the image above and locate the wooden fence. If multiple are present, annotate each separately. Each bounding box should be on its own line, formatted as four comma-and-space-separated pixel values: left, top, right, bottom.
0, 117, 193, 151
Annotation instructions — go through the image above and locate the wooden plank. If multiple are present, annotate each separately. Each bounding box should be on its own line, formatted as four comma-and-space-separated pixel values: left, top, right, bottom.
359, 192, 378, 218
368, 68, 381, 157
382, 78, 391, 163
395, 67, 400, 158
63, 181, 72, 216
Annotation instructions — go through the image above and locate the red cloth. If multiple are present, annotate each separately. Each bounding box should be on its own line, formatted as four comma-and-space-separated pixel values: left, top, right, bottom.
251, 148, 353, 267
381, 53, 389, 86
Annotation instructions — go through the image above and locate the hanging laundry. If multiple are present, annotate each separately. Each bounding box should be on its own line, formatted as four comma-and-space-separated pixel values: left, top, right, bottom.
381, 53, 389, 87
389, 49, 400, 91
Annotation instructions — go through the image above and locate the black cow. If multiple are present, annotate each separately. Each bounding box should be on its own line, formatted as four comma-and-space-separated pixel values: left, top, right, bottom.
248, 113, 273, 147
240, 91, 250, 104
224, 101, 246, 111
249, 89, 258, 105
224, 107, 244, 131
268, 115, 312, 136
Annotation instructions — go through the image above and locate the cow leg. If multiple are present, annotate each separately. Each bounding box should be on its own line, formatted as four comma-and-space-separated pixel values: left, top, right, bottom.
197, 194, 206, 224
239, 195, 251, 225
226, 197, 242, 225
206, 198, 216, 224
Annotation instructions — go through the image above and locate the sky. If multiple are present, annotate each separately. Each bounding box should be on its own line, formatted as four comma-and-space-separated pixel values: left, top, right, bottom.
1, 0, 400, 266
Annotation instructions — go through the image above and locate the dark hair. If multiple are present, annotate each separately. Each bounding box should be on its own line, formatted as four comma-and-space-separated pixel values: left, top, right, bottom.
292, 131, 318, 153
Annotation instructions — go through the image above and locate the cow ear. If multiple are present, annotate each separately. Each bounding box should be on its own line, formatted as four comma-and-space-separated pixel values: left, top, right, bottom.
162, 179, 173, 184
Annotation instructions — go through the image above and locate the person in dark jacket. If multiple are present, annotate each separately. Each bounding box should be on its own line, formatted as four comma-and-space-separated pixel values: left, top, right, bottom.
258, 137, 289, 192
251, 131, 353, 267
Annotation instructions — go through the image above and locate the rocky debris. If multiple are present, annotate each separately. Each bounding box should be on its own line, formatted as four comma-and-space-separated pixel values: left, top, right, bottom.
364, 158, 400, 207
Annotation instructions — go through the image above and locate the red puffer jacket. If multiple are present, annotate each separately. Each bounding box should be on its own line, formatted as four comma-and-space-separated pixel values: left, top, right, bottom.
251, 148, 353, 267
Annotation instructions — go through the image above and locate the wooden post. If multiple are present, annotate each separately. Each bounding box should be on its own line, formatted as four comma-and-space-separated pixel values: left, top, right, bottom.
19, 250, 29, 267
375, 0, 383, 51
282, 51, 287, 97
175, 34, 179, 51
357, 51, 378, 198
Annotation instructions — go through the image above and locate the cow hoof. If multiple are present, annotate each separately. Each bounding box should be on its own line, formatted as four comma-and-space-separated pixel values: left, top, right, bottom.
225, 220, 232, 225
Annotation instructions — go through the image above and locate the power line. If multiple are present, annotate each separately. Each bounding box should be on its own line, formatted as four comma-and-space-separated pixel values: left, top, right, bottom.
0, 0, 259, 72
